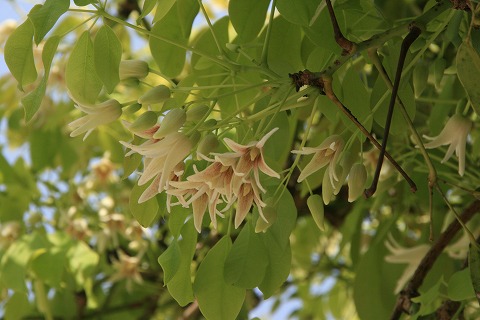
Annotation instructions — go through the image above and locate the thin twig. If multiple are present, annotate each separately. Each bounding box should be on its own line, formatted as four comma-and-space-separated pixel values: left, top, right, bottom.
365, 25, 421, 198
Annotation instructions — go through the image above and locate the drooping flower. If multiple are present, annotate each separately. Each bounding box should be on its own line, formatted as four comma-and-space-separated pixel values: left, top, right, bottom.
232, 178, 267, 229
385, 234, 430, 294
108, 251, 143, 292
220, 128, 280, 192
68, 98, 122, 140
120, 132, 192, 193
423, 114, 473, 176
292, 135, 344, 184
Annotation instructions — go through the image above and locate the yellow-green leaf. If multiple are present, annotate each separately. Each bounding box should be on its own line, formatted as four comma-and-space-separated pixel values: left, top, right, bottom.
129, 182, 160, 227
65, 31, 102, 104
4, 19, 37, 90
457, 41, 480, 116
27, 0, 69, 45
94, 25, 122, 93
22, 36, 60, 122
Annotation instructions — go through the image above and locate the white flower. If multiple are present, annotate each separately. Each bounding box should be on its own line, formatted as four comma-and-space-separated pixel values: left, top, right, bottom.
385, 235, 430, 294
292, 135, 344, 184
423, 114, 472, 176
220, 128, 280, 192
68, 98, 122, 140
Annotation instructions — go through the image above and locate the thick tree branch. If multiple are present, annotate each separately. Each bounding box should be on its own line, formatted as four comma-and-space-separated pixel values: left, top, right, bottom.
390, 200, 480, 320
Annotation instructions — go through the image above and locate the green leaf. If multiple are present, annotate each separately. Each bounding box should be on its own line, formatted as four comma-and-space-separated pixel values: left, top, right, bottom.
4, 293, 32, 320
469, 244, 480, 304
94, 25, 122, 93
265, 16, 303, 75
168, 205, 190, 237
27, 0, 69, 45
411, 277, 443, 316
457, 41, 480, 116
65, 31, 102, 104
66, 240, 99, 287
258, 240, 291, 298
176, 0, 199, 39
153, 0, 177, 23
371, 73, 416, 135
0, 233, 48, 292
167, 220, 197, 306
342, 67, 372, 133
4, 19, 37, 90
29, 127, 61, 171
31, 247, 67, 288
194, 237, 246, 320
224, 221, 269, 288
73, 0, 95, 6
149, 3, 189, 78
137, 0, 157, 23
276, 0, 320, 26
263, 189, 297, 250
129, 182, 160, 227
447, 269, 475, 301
22, 35, 60, 122
158, 239, 181, 285
229, 0, 270, 42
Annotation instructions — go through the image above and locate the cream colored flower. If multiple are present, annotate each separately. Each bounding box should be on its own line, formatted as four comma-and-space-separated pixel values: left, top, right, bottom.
385, 234, 430, 294
109, 251, 143, 292
232, 178, 266, 229
68, 98, 122, 140
220, 128, 280, 192
293, 135, 344, 184
120, 132, 192, 195
423, 114, 472, 176
348, 163, 367, 202
119, 60, 149, 80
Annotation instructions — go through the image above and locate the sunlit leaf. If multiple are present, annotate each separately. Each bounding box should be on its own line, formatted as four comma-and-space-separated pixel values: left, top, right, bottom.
27, 0, 69, 45
229, 0, 270, 42
4, 19, 37, 90
129, 182, 160, 227
94, 25, 122, 93
22, 35, 60, 122
65, 31, 102, 104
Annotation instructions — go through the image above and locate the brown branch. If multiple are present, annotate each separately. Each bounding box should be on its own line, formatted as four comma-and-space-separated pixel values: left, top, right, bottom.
365, 24, 421, 198
325, 0, 356, 54
390, 200, 480, 320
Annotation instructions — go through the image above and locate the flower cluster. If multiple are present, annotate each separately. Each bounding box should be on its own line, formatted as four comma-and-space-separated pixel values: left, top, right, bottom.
123, 123, 280, 232
292, 134, 368, 204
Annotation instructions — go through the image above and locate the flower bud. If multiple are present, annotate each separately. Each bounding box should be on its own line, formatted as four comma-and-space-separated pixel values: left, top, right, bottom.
348, 163, 367, 202
186, 104, 209, 122
119, 60, 149, 80
202, 119, 217, 129
153, 108, 186, 139
138, 85, 170, 105
307, 194, 325, 231
129, 111, 158, 133
124, 103, 142, 114
197, 133, 219, 156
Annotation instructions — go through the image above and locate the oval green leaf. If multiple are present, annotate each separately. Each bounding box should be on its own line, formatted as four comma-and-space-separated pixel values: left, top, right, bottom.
224, 221, 269, 288
27, 0, 69, 45
4, 19, 37, 90
129, 182, 160, 227
229, 0, 270, 42
65, 31, 102, 104
307, 194, 325, 231
94, 25, 122, 93
194, 237, 245, 320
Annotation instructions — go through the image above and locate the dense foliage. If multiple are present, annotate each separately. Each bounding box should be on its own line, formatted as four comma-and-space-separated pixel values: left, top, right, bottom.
1, 0, 480, 319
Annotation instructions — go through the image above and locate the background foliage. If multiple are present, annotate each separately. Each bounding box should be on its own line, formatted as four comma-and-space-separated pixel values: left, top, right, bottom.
1, 0, 480, 319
